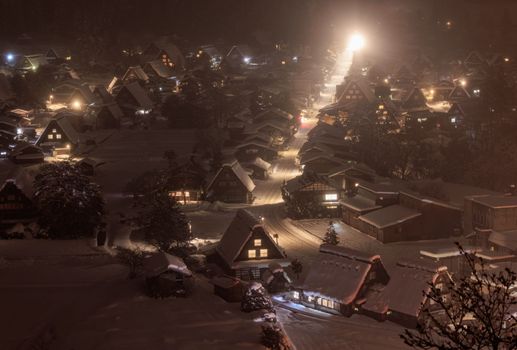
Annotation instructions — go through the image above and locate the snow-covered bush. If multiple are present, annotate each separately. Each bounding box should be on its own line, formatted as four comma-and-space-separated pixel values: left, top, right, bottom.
241, 282, 273, 312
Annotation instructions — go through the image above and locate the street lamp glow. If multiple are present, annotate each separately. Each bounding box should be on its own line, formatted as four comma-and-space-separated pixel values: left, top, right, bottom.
347, 33, 365, 52
6, 53, 14, 62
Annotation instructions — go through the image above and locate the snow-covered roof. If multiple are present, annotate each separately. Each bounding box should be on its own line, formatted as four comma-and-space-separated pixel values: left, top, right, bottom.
122, 66, 149, 82
249, 157, 271, 171
143, 252, 192, 277
144, 60, 174, 78
340, 195, 381, 213
284, 172, 339, 194
207, 159, 256, 193
362, 260, 447, 317
468, 195, 517, 209
117, 82, 154, 110
297, 244, 384, 304
216, 209, 285, 268
359, 205, 421, 229
489, 230, 517, 251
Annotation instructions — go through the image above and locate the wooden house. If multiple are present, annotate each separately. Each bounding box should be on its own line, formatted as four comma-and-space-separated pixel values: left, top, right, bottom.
243, 157, 271, 180
0, 180, 37, 224
143, 252, 193, 297
361, 260, 451, 328
167, 158, 206, 204
36, 116, 80, 150
234, 141, 278, 162
91, 103, 124, 129
93, 86, 114, 105
400, 87, 428, 110
341, 181, 398, 229
76, 157, 102, 176
463, 51, 485, 69
335, 78, 376, 104
358, 205, 422, 243
51, 82, 96, 110
15, 54, 48, 72
464, 195, 517, 237
143, 60, 175, 80
393, 64, 417, 85
142, 41, 185, 72
205, 159, 255, 203
223, 45, 254, 70
283, 172, 342, 217
212, 209, 289, 280
121, 66, 149, 84
9, 142, 44, 164
447, 85, 471, 102
291, 244, 390, 316
46, 47, 71, 62
114, 82, 154, 118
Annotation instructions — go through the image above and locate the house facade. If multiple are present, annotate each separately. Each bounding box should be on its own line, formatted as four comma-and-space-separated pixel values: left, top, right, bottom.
212, 209, 289, 280
291, 244, 390, 316
205, 160, 255, 203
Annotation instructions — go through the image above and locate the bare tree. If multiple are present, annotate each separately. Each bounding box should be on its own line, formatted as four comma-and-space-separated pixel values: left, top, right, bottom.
401, 244, 517, 350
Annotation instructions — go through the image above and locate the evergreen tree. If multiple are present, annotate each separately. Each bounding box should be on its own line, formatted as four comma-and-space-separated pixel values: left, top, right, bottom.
132, 192, 193, 256
323, 221, 339, 245
289, 258, 303, 280
33, 162, 104, 239
241, 282, 274, 313
261, 323, 292, 350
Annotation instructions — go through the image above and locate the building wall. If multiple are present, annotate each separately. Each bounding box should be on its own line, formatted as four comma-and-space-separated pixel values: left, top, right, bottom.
209, 167, 251, 203
235, 227, 284, 262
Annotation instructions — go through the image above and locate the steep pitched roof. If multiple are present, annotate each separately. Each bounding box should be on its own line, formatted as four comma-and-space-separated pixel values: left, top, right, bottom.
207, 159, 255, 193
284, 172, 339, 194
144, 60, 174, 78
448, 86, 471, 100
336, 78, 376, 103
143, 252, 192, 277
122, 66, 149, 82
117, 82, 153, 109
362, 260, 448, 317
297, 244, 384, 304
216, 209, 284, 267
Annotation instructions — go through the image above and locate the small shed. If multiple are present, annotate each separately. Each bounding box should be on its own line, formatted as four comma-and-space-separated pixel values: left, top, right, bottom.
211, 276, 244, 302
245, 157, 271, 180
143, 252, 193, 298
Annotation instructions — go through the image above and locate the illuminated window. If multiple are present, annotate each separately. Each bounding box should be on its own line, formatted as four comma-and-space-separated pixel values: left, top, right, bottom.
378, 105, 384, 110
307, 295, 314, 302
48, 134, 54, 140
52, 129, 57, 133
56, 134, 62, 139
254, 239, 262, 247
325, 193, 338, 201
259, 249, 268, 258
247, 250, 256, 258
184, 191, 190, 197
293, 291, 300, 299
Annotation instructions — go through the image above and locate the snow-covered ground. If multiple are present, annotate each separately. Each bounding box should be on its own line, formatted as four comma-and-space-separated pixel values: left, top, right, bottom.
0, 255, 265, 350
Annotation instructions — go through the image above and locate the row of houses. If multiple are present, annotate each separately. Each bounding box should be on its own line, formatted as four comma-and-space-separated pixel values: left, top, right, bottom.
206, 209, 451, 328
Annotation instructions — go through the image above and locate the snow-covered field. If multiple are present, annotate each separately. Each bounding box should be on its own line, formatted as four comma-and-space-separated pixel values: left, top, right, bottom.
0, 254, 264, 350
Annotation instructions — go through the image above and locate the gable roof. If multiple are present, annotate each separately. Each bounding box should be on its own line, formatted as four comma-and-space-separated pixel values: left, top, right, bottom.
122, 66, 149, 82
216, 209, 284, 267
362, 260, 448, 317
448, 86, 471, 100
359, 205, 421, 229
117, 82, 153, 110
93, 86, 114, 104
143, 251, 192, 277
144, 60, 174, 78
36, 115, 80, 145
297, 244, 384, 304
207, 159, 255, 193
336, 78, 376, 103
284, 172, 340, 194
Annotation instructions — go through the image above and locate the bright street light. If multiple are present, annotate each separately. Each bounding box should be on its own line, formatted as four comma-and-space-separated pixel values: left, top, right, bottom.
347, 33, 365, 52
